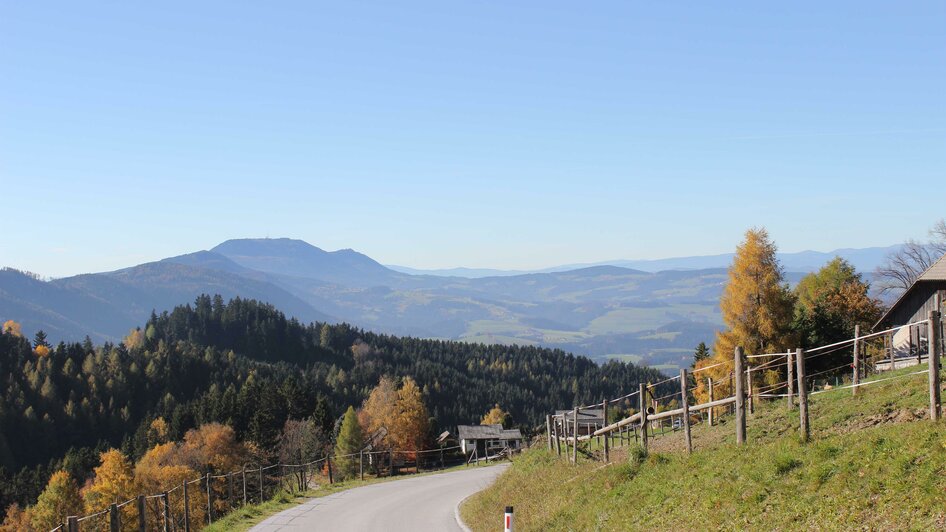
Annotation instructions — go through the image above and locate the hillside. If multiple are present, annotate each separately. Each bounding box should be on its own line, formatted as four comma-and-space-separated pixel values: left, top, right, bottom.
0, 296, 672, 515
461, 365, 946, 530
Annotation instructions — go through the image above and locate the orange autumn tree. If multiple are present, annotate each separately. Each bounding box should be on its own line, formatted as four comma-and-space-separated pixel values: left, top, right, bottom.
358, 376, 399, 445
694, 228, 795, 402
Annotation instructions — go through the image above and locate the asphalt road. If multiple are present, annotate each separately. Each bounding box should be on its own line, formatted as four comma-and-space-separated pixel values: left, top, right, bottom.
251, 464, 508, 532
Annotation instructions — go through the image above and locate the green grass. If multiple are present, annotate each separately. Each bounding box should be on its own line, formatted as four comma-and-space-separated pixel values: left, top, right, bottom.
206, 464, 471, 532
462, 365, 946, 531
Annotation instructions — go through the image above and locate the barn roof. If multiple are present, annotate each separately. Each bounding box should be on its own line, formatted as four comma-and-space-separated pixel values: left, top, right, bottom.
875, 253, 946, 329
554, 409, 604, 421
457, 424, 523, 441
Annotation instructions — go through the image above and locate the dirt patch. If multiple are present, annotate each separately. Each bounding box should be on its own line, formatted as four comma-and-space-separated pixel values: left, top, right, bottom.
831, 408, 927, 434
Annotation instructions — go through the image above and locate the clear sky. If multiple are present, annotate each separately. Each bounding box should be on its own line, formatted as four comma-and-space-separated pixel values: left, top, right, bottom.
1, 2, 944, 277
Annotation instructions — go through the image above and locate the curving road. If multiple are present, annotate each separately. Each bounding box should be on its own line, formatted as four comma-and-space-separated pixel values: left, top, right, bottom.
251, 464, 508, 532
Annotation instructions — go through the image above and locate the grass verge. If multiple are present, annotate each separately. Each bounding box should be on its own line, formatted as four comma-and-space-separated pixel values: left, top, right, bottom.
461, 365, 946, 531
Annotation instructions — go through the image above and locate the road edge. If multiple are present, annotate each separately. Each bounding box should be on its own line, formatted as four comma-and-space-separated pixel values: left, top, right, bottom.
454, 492, 475, 532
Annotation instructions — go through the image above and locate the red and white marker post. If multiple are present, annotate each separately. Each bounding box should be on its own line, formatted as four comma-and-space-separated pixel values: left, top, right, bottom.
504, 506, 514, 532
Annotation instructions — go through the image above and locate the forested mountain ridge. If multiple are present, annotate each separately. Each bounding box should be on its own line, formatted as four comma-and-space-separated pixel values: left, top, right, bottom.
0, 296, 669, 515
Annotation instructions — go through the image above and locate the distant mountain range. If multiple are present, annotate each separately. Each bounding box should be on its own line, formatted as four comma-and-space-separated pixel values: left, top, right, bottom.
0, 238, 895, 370
388, 245, 899, 277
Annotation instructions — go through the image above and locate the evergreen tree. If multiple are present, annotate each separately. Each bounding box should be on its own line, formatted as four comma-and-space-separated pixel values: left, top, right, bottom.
692, 342, 710, 368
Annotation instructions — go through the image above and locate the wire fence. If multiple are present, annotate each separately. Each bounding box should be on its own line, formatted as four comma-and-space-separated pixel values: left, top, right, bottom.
548, 313, 944, 464
53, 445, 465, 531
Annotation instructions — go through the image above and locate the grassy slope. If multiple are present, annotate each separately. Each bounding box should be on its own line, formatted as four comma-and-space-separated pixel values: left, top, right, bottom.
462, 365, 946, 531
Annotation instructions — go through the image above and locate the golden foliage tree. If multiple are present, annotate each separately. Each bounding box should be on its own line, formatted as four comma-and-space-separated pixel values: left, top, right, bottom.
82, 449, 138, 514
695, 228, 795, 402
1, 320, 21, 337
33, 345, 50, 357
480, 404, 511, 428
30, 471, 83, 531
134, 442, 204, 526
358, 376, 398, 444
123, 328, 145, 349
389, 377, 430, 453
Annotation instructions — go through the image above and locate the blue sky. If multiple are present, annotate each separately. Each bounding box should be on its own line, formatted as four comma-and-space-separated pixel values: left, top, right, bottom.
1, 2, 943, 277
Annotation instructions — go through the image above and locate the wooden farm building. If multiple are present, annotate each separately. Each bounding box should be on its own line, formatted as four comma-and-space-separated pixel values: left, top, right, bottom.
457, 424, 523, 455
874, 253, 946, 361
554, 409, 605, 436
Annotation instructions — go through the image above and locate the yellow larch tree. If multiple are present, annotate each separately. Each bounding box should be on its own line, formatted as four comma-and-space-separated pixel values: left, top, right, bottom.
389, 377, 430, 453
694, 228, 795, 402
82, 449, 138, 514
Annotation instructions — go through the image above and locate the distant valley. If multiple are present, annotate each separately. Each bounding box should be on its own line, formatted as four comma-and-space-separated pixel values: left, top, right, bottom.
0, 238, 892, 371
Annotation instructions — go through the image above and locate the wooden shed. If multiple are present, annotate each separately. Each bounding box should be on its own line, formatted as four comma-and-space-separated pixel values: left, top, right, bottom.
457, 424, 523, 456
874, 253, 946, 361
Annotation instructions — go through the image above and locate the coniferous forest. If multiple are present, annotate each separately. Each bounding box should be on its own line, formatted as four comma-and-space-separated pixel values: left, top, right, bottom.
0, 295, 667, 517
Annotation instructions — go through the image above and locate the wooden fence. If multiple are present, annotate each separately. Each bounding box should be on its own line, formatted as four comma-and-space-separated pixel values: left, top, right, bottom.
547, 310, 944, 463
52, 446, 463, 532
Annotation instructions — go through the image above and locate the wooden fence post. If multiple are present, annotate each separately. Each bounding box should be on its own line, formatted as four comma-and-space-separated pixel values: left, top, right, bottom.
206, 473, 212, 525
853, 324, 861, 396
182, 480, 190, 532
555, 417, 562, 456
734, 346, 746, 445
162, 491, 170, 532
137, 495, 146, 532
228, 472, 234, 501
887, 331, 895, 370
242, 467, 247, 506
327, 456, 334, 484
546, 415, 553, 451
109, 503, 119, 532
707, 377, 715, 426
929, 310, 941, 421
638, 383, 648, 452
796, 348, 810, 442
786, 350, 794, 408
67, 516, 78, 532
360, 451, 365, 481
680, 368, 692, 454
602, 399, 610, 462
258, 467, 263, 502
747, 366, 754, 415
572, 407, 579, 464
